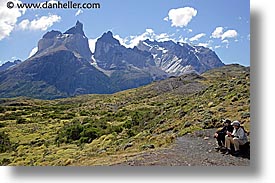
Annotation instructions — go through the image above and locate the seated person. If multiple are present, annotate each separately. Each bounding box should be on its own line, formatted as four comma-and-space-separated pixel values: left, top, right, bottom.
224, 120, 248, 156
214, 119, 233, 151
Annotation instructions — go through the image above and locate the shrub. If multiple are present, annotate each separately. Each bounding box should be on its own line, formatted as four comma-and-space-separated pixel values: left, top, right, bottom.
79, 110, 90, 116
56, 121, 103, 144
60, 112, 76, 119
0, 123, 6, 128
123, 120, 133, 129
56, 122, 83, 143
16, 117, 27, 124
0, 106, 5, 113
80, 127, 100, 142
0, 131, 11, 153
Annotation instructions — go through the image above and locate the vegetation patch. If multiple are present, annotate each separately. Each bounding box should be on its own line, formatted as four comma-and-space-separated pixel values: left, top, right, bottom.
0, 65, 250, 165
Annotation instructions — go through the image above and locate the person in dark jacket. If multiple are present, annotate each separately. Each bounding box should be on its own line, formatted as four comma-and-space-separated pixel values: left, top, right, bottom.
213, 119, 234, 151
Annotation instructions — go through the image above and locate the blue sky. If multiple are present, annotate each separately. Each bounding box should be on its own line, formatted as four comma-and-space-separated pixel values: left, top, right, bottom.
0, 0, 250, 66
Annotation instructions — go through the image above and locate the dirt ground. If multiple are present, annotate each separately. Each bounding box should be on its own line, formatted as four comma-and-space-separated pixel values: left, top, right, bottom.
115, 129, 250, 166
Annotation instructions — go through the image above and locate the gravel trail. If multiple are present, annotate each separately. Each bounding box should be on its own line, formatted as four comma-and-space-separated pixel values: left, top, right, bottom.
116, 129, 250, 166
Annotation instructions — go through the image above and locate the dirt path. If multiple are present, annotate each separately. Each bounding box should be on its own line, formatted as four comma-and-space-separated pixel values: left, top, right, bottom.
115, 129, 250, 166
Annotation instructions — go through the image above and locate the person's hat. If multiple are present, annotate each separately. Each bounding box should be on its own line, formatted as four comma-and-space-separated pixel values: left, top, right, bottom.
222, 119, 231, 124
231, 120, 241, 126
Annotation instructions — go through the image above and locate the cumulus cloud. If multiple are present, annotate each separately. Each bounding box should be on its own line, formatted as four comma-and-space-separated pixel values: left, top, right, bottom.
75, 9, 83, 16
189, 33, 206, 42
0, 0, 26, 40
211, 27, 223, 39
211, 27, 238, 40
18, 14, 61, 31
28, 47, 38, 58
165, 7, 197, 27
221, 30, 238, 40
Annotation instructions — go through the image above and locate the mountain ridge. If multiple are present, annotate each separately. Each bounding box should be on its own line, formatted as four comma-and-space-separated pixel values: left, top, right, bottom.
0, 21, 226, 99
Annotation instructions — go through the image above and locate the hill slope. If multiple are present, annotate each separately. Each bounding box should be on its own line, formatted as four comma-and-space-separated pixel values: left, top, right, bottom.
0, 64, 250, 166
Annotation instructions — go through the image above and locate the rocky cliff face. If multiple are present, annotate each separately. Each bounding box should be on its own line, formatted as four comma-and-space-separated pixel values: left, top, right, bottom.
0, 59, 21, 72
35, 21, 92, 61
93, 31, 168, 90
0, 22, 116, 99
94, 31, 155, 70
137, 39, 224, 75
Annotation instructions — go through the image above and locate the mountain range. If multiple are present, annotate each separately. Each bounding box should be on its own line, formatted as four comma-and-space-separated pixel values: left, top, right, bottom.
0, 21, 224, 99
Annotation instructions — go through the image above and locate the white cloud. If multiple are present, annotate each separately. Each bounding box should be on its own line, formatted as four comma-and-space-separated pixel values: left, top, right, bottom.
113, 34, 129, 48
187, 29, 193, 33
222, 40, 229, 44
221, 30, 238, 40
163, 17, 169, 21
0, 0, 26, 40
75, 9, 83, 16
211, 27, 238, 40
197, 43, 209, 47
145, 28, 154, 34
111, 29, 176, 48
88, 38, 98, 53
155, 33, 173, 42
178, 36, 189, 43
28, 47, 38, 58
18, 14, 61, 31
221, 40, 229, 48
18, 19, 30, 30
247, 34, 250, 40
211, 27, 223, 39
189, 33, 206, 42
214, 45, 221, 49
124, 29, 155, 48
166, 7, 197, 27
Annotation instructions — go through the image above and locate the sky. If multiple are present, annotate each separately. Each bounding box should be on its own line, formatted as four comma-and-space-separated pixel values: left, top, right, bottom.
0, 0, 250, 66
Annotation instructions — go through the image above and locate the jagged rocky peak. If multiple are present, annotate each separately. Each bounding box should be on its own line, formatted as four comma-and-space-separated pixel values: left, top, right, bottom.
42, 30, 62, 39
64, 20, 85, 36
0, 59, 22, 72
97, 31, 120, 45
36, 21, 92, 61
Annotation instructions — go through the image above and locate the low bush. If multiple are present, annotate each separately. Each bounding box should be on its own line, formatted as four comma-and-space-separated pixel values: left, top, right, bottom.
0, 131, 11, 153
16, 117, 27, 124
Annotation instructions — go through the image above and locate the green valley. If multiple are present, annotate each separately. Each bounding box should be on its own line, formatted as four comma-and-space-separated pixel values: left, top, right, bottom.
0, 64, 250, 166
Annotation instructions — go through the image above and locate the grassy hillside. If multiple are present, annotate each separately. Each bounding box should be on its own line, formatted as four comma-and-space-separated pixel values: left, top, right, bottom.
0, 64, 250, 166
